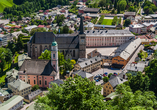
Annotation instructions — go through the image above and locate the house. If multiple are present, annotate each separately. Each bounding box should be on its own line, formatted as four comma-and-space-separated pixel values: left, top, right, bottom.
18, 53, 31, 67
0, 34, 14, 46
84, 22, 94, 30
87, 49, 101, 59
129, 24, 147, 34
24, 25, 38, 32
79, 7, 100, 14
0, 95, 23, 110
49, 79, 64, 88
12, 31, 28, 39
126, 61, 149, 76
124, 12, 136, 20
112, 38, 141, 68
72, 70, 94, 81
5, 69, 18, 83
74, 56, 102, 73
24, 89, 42, 103
8, 79, 32, 97
19, 40, 60, 88
103, 75, 127, 96
0, 88, 13, 103
105, 92, 118, 101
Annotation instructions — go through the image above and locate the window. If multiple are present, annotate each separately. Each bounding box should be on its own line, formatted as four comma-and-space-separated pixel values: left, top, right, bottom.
23, 76, 25, 78
34, 77, 35, 78
20, 76, 22, 78
54, 65, 55, 67
109, 87, 111, 89
45, 81, 47, 85
23, 80, 25, 82
104, 89, 106, 91
28, 79, 30, 84
34, 80, 36, 84
106, 86, 108, 88
39, 80, 41, 85
53, 54, 55, 59
104, 92, 106, 94
73, 50, 75, 57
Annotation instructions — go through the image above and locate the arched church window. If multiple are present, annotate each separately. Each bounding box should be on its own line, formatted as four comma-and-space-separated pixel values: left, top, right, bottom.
73, 50, 75, 57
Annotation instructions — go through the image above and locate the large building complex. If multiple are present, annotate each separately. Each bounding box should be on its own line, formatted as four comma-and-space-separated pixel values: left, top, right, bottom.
85, 30, 135, 47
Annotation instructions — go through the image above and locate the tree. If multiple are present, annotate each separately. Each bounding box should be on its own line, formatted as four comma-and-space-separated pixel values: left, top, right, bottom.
62, 25, 69, 34
38, 49, 51, 60
128, 72, 150, 92
103, 76, 109, 82
119, 0, 127, 11
30, 28, 46, 36
117, 4, 120, 14
64, 59, 73, 71
35, 75, 105, 110
16, 34, 24, 51
5, 48, 13, 68
104, 84, 157, 110
32, 85, 39, 91
108, 73, 112, 78
18, 15, 23, 21
114, 0, 117, 9
124, 19, 131, 26
7, 41, 16, 54
145, 59, 157, 94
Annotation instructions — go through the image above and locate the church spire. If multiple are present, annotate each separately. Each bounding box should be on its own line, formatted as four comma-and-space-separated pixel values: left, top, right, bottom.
79, 16, 84, 34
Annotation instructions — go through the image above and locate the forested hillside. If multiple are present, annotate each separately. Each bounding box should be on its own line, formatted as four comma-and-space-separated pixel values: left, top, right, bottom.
3, 0, 69, 19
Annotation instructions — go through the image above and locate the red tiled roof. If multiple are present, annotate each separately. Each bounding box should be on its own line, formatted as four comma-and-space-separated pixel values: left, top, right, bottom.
38, 25, 45, 28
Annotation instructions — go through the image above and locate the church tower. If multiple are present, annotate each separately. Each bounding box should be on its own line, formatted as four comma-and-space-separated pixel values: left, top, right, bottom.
79, 16, 86, 58
51, 38, 59, 79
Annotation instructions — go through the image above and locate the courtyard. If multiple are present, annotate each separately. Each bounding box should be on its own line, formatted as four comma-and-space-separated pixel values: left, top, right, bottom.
86, 47, 117, 57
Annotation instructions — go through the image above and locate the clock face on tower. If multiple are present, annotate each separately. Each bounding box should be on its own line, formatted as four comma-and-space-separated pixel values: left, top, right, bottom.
81, 39, 84, 44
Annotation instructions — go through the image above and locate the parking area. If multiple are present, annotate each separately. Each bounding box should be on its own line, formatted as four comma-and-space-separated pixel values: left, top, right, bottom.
86, 47, 117, 57
92, 67, 122, 85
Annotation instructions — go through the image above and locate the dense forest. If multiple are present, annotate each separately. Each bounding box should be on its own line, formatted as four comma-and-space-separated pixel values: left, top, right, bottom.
3, 0, 69, 19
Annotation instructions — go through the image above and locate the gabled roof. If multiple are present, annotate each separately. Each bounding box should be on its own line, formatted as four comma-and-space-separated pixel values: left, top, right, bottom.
6, 68, 18, 79
78, 56, 102, 68
18, 59, 56, 76
0, 88, 12, 96
49, 79, 64, 86
72, 70, 93, 78
8, 79, 31, 91
124, 12, 136, 16
0, 95, 23, 110
25, 89, 42, 100
109, 76, 127, 89
114, 38, 141, 60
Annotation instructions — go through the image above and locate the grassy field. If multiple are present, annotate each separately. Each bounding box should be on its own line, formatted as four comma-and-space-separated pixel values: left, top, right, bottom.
101, 19, 113, 25
0, 0, 14, 13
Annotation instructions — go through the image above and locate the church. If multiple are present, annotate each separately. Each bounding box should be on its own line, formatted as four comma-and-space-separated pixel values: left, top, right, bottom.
18, 39, 60, 88
27, 16, 86, 60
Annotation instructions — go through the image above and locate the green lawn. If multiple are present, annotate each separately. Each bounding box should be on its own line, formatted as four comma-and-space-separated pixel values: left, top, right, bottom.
101, 19, 113, 25
0, 0, 14, 13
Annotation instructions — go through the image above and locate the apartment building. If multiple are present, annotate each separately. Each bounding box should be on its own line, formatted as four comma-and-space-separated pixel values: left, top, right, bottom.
8, 79, 32, 97
74, 56, 102, 73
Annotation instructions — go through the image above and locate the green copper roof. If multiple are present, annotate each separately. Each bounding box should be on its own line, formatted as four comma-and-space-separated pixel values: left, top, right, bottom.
52, 41, 57, 46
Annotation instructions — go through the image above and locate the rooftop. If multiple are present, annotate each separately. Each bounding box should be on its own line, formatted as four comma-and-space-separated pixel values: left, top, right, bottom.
0, 88, 12, 96
114, 38, 141, 60
49, 79, 64, 86
18, 59, 57, 76
77, 56, 102, 68
8, 79, 31, 91
72, 70, 93, 78
85, 30, 134, 37
124, 12, 136, 16
129, 24, 144, 28
25, 89, 42, 101
18, 53, 31, 67
0, 95, 23, 110
6, 68, 18, 79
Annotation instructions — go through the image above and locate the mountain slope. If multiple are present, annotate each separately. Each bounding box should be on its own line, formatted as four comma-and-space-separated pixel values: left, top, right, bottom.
0, 0, 14, 13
